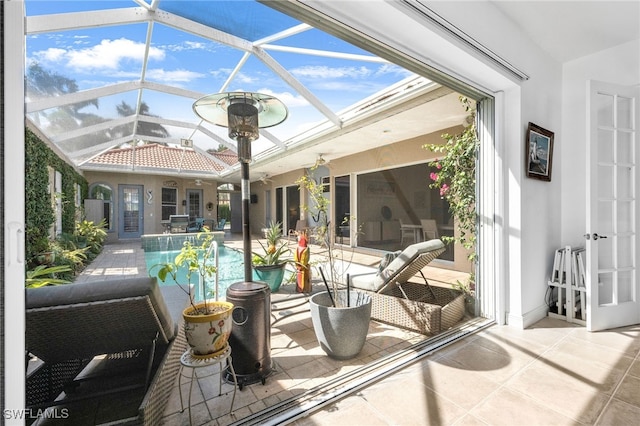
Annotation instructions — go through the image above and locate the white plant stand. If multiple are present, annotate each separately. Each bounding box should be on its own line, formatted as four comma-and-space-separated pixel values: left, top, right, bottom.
547, 245, 586, 325
179, 345, 237, 425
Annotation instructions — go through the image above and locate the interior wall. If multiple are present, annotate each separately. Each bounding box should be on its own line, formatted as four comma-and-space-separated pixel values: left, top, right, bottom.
561, 39, 640, 246
411, 1, 563, 326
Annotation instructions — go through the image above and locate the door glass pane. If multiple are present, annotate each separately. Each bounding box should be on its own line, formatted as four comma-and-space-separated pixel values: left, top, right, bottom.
618, 236, 634, 269
617, 131, 633, 162
123, 188, 140, 233
617, 96, 633, 129
188, 191, 201, 219
618, 271, 634, 303
597, 93, 614, 127
598, 272, 614, 305
617, 200, 633, 233
598, 201, 614, 234
617, 166, 633, 199
598, 237, 614, 270
598, 165, 614, 198
598, 129, 614, 163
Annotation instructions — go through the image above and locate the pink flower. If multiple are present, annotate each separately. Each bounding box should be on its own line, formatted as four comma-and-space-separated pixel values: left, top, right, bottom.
436, 162, 442, 170
430, 172, 438, 181
439, 184, 449, 196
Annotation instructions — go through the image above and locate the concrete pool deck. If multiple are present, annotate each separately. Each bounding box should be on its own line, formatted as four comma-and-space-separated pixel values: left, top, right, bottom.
71, 236, 640, 425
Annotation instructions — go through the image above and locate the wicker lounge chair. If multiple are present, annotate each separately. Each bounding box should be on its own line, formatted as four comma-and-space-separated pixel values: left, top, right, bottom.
349, 239, 465, 335
26, 277, 190, 425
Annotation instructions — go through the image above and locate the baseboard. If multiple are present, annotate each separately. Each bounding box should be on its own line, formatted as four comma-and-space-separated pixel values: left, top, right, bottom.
506, 304, 549, 329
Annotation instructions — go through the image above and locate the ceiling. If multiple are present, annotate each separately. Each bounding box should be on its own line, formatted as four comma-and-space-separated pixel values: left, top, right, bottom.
23, 1, 639, 184
491, 1, 640, 63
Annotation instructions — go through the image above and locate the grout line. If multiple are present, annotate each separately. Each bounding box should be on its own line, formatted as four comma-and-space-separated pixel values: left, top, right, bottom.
593, 335, 640, 425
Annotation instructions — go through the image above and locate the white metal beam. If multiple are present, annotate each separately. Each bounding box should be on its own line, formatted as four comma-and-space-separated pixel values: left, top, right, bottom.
253, 46, 342, 127
26, 7, 150, 34
254, 23, 312, 45
153, 9, 254, 52
261, 44, 389, 63
26, 80, 203, 113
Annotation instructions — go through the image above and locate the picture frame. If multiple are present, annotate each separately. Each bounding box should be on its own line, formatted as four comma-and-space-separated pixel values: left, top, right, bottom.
525, 122, 554, 182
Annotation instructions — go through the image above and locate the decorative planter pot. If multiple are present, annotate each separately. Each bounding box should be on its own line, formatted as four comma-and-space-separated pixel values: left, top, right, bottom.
183, 300, 233, 359
36, 251, 55, 265
253, 264, 286, 292
309, 290, 372, 360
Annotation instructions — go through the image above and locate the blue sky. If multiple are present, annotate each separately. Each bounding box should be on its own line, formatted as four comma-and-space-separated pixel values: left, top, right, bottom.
25, 0, 414, 148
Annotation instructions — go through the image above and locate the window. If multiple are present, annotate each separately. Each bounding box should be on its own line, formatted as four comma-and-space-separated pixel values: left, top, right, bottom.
162, 187, 178, 220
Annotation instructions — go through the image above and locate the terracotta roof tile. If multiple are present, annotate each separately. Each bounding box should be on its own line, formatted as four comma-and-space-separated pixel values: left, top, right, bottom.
88, 143, 238, 172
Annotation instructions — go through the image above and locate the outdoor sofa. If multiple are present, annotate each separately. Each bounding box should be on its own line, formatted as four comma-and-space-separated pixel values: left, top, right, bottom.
25, 277, 190, 425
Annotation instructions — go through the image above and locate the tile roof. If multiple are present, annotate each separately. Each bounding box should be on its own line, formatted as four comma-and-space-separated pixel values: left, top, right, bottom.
87, 143, 238, 173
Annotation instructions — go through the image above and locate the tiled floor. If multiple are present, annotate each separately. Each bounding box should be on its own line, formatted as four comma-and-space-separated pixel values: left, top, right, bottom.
81, 237, 640, 425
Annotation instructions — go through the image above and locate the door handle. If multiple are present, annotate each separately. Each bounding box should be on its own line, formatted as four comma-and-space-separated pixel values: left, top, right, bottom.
584, 233, 608, 240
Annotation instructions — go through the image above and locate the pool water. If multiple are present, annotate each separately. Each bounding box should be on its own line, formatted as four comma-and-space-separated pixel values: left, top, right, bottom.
145, 245, 245, 301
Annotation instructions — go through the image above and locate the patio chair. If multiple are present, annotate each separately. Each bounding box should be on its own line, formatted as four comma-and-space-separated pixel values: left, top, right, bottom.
214, 218, 226, 231
202, 219, 216, 231
169, 214, 190, 233
420, 219, 439, 241
25, 277, 191, 425
349, 239, 465, 335
399, 218, 420, 246
187, 217, 205, 232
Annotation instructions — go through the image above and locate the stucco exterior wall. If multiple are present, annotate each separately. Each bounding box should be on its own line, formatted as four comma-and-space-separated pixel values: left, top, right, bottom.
83, 171, 220, 241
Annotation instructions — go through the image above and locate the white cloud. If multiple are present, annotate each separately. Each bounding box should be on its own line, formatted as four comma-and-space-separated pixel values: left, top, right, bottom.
257, 89, 308, 108
234, 72, 258, 84
145, 68, 205, 83
35, 48, 67, 62
164, 40, 211, 52
290, 65, 372, 79
375, 63, 415, 78
63, 38, 164, 71
185, 41, 206, 50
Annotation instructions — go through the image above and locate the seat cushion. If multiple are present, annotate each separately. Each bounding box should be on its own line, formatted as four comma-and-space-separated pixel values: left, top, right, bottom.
351, 240, 445, 292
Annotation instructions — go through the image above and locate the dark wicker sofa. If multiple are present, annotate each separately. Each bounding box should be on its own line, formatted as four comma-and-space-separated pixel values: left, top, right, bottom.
26, 277, 190, 425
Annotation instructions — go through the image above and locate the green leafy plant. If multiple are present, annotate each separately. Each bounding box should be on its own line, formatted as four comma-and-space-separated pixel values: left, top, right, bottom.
51, 238, 89, 277
149, 232, 217, 313
75, 219, 108, 254
252, 221, 292, 267
26, 264, 73, 288
424, 96, 478, 291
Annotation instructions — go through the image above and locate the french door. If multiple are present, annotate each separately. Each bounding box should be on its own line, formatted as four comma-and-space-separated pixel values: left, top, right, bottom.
586, 81, 640, 331
186, 188, 203, 220
118, 185, 144, 239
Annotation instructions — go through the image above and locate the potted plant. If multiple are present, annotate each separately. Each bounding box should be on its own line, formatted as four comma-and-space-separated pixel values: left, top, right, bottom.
251, 220, 292, 292
149, 232, 233, 359
297, 167, 371, 360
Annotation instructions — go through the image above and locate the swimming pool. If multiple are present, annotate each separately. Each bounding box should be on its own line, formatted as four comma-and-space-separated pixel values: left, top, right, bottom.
145, 245, 245, 301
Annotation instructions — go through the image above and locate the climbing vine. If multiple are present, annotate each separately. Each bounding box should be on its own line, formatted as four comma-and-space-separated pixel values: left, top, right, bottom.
424, 97, 478, 266
25, 128, 88, 265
